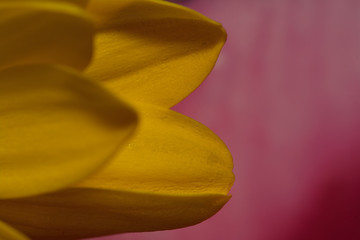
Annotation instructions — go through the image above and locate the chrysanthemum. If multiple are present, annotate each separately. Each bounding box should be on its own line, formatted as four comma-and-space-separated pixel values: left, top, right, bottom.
0, 0, 234, 239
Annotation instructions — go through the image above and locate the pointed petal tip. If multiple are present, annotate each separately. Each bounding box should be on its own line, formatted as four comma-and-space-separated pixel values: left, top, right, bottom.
78, 103, 234, 197
86, 0, 228, 107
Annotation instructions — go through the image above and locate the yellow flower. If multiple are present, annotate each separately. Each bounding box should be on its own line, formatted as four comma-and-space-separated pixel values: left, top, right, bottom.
0, 0, 234, 239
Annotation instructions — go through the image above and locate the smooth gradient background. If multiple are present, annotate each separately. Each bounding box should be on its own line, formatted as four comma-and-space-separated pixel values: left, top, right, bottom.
93, 0, 360, 239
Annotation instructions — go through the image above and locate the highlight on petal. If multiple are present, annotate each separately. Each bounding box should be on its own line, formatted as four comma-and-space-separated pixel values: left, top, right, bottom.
0, 1, 93, 70
58, 0, 88, 7
0, 104, 234, 240
0, 64, 137, 199
79, 103, 234, 195
85, 0, 227, 107
0, 221, 29, 240
0, 189, 229, 240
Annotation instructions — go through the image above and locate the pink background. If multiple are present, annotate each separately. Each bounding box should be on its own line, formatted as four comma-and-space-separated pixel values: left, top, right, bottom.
92, 0, 360, 239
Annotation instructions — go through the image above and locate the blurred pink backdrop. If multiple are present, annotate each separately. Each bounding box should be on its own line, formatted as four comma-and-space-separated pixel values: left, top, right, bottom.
92, 0, 360, 239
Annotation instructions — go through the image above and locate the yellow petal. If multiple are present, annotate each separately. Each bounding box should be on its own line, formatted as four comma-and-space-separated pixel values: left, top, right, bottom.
0, 64, 137, 199
80, 103, 234, 195
0, 1, 93, 70
0, 104, 233, 239
0, 221, 29, 240
58, 0, 88, 7
0, 0, 88, 8
85, 0, 226, 107
0, 189, 229, 240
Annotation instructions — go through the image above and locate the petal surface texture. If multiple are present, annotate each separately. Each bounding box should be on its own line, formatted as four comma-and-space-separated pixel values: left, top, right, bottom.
0, 1, 93, 70
85, 0, 226, 107
0, 104, 233, 239
0, 65, 137, 199
0, 189, 229, 240
0, 221, 29, 240
79, 104, 234, 195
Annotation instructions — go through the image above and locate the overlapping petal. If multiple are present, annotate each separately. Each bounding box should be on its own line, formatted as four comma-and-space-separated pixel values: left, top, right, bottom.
79, 103, 234, 195
0, 104, 233, 240
0, 64, 137, 199
0, 189, 229, 240
85, 0, 226, 107
0, 221, 29, 240
0, 1, 93, 70
0, 0, 233, 239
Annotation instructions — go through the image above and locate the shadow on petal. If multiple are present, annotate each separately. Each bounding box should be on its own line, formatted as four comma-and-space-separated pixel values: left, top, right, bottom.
0, 188, 230, 240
